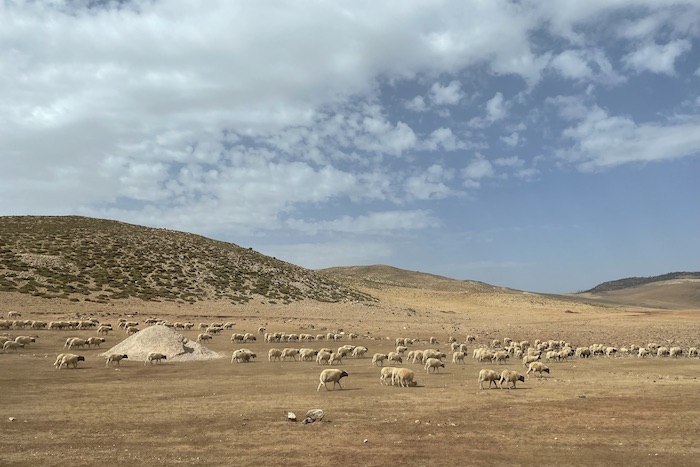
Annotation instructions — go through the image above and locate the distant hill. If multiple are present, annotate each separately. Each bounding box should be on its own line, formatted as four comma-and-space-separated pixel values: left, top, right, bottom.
0, 216, 374, 305
575, 272, 700, 309
318, 265, 503, 293
582, 272, 700, 293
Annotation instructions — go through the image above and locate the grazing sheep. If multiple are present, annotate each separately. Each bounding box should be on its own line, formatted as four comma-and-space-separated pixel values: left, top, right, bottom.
14, 336, 36, 347
3, 341, 23, 352
86, 337, 106, 348
393, 367, 417, 387
657, 347, 670, 357
422, 349, 446, 363
281, 348, 300, 361
299, 348, 318, 361
126, 326, 139, 335
231, 349, 256, 363
499, 370, 525, 389
328, 352, 343, 365
316, 351, 332, 365
387, 352, 403, 364
96, 325, 112, 335
58, 353, 85, 369
380, 366, 399, 386
197, 333, 213, 343
527, 362, 550, 378
411, 350, 425, 364
372, 353, 388, 367
669, 347, 683, 358
268, 348, 283, 362
145, 352, 167, 365
478, 369, 501, 389
491, 351, 509, 364
575, 347, 591, 358
522, 354, 540, 368
605, 347, 618, 357
105, 354, 128, 367
53, 353, 66, 368
395, 346, 408, 355
68, 338, 88, 350
8, 311, 21, 318
637, 347, 650, 358
429, 337, 438, 345
317, 369, 349, 391
452, 351, 466, 364
688, 347, 698, 358
352, 346, 368, 358
424, 357, 445, 373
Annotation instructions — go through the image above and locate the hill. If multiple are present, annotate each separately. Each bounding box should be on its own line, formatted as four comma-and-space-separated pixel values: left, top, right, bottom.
318, 264, 503, 293
0, 216, 374, 305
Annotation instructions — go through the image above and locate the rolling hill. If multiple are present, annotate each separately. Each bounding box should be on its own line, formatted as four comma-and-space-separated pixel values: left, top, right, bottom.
0, 216, 374, 305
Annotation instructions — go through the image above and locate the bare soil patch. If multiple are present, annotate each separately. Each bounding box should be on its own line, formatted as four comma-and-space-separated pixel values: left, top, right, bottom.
1, 291, 699, 466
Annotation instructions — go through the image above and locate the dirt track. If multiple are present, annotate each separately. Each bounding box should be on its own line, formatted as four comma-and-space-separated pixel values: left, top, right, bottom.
1, 291, 699, 466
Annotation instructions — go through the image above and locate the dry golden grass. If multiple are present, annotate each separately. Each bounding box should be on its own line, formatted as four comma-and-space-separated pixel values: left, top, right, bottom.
1, 283, 699, 467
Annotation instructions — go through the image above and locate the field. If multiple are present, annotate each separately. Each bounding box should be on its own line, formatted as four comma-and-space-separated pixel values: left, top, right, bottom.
1, 287, 699, 467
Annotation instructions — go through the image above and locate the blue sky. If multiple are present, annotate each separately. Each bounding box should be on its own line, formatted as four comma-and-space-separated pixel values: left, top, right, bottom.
1, 1, 699, 293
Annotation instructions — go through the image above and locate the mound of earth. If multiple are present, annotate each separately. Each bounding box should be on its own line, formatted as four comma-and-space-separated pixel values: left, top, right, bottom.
100, 325, 223, 362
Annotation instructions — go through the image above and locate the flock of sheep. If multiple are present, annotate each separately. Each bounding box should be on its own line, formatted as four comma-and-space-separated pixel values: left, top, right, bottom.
2, 311, 699, 394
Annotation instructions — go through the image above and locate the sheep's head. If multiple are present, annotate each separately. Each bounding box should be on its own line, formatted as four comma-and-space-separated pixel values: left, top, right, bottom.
544, 368, 550, 373
340, 371, 349, 379
122, 355, 129, 359
77, 356, 85, 362
517, 374, 525, 382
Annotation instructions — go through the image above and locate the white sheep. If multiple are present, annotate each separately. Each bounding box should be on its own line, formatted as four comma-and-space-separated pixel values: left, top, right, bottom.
688, 347, 698, 358
424, 357, 445, 373
86, 337, 106, 348
372, 353, 388, 367
3, 341, 23, 352
231, 349, 256, 363
317, 369, 349, 391
478, 369, 501, 389
393, 367, 417, 387
452, 351, 466, 364
197, 333, 213, 343
58, 353, 85, 369
669, 347, 683, 358
387, 352, 403, 364
96, 325, 111, 335
281, 348, 300, 361
637, 347, 650, 358
299, 348, 318, 361
105, 354, 129, 367
53, 353, 66, 368
522, 354, 540, 368
145, 352, 167, 365
14, 336, 36, 347
491, 351, 509, 364
68, 338, 88, 350
352, 346, 368, 358
268, 348, 283, 362
316, 351, 332, 365
380, 366, 399, 386
526, 361, 550, 378
499, 370, 525, 389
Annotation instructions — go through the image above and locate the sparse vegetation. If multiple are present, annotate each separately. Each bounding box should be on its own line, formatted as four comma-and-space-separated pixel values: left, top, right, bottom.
0, 216, 376, 304
582, 272, 700, 294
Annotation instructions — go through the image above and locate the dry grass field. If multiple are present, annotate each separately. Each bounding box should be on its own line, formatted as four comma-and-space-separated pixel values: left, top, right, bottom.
1, 279, 699, 467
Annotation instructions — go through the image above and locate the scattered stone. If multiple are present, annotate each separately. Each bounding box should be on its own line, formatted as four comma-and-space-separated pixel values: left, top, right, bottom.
286, 412, 297, 422
302, 409, 324, 424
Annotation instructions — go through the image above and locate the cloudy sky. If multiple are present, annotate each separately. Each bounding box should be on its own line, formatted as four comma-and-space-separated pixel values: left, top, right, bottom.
2, 1, 699, 293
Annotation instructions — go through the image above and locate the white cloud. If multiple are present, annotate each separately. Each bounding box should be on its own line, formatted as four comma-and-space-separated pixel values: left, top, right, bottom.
286, 210, 438, 235
557, 105, 700, 170
494, 156, 524, 168
622, 39, 692, 75
500, 132, 520, 147
421, 127, 466, 151
486, 92, 507, 122
405, 95, 428, 112
404, 164, 457, 200
429, 80, 464, 105
549, 49, 625, 84
462, 154, 495, 183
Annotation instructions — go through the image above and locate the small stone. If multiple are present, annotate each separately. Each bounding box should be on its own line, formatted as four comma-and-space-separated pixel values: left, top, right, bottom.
363, 439, 368, 444
8, 417, 16, 422
286, 412, 297, 422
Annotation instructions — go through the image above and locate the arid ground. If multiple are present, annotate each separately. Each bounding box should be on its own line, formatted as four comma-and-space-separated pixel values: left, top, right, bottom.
1, 284, 699, 467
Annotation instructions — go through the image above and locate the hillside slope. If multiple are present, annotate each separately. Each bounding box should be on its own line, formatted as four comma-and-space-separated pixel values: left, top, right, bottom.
0, 216, 374, 305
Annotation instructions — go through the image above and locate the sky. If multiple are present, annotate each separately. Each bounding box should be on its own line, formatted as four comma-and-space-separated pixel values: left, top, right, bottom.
1, 1, 699, 294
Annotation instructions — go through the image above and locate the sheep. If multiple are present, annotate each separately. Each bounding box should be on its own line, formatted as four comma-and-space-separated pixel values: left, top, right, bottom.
268, 348, 283, 362
575, 347, 591, 358
197, 333, 212, 343
637, 347, 650, 358
387, 352, 403, 364
669, 347, 683, 358
466, 335, 477, 343
14, 336, 36, 347
3, 341, 23, 352
605, 347, 618, 357
317, 369, 349, 391
299, 348, 318, 361
393, 367, 417, 387
499, 370, 525, 389
105, 354, 128, 367
328, 352, 343, 365
491, 351, 509, 364
527, 362, 550, 378
478, 369, 501, 389
8, 311, 21, 318
68, 338, 88, 350
96, 325, 112, 335
395, 345, 408, 355
372, 353, 388, 367
657, 347, 670, 357
315, 351, 332, 365
380, 367, 399, 385
145, 352, 167, 365
422, 349, 446, 363
281, 348, 300, 361
58, 353, 85, 369
125, 326, 139, 335
688, 347, 698, 358
53, 353, 66, 369
231, 349, 256, 363
522, 354, 540, 368
452, 351, 466, 364
86, 337, 106, 348
429, 337, 438, 345
424, 357, 445, 373
352, 346, 368, 358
